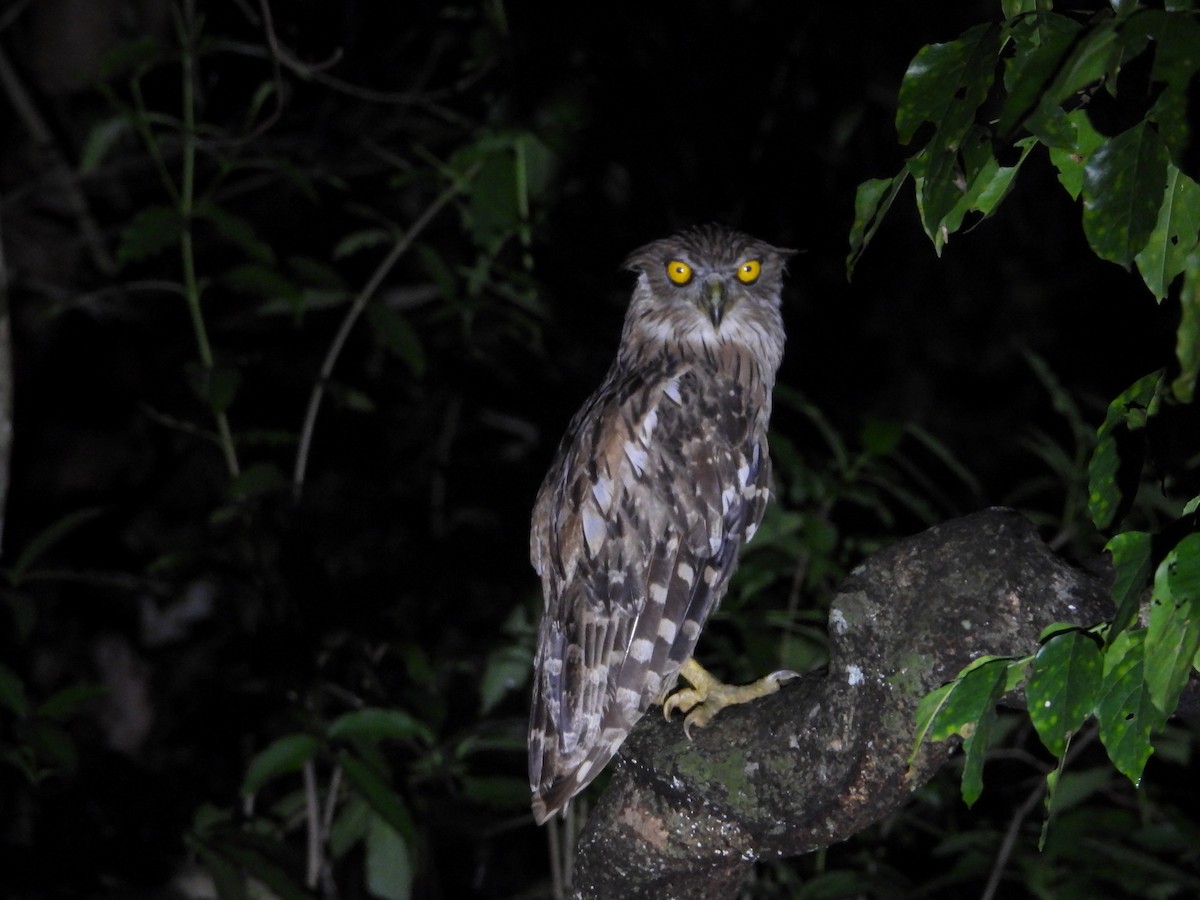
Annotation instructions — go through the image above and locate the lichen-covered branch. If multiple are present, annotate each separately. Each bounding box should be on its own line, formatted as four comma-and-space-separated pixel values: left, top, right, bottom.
572, 508, 1115, 898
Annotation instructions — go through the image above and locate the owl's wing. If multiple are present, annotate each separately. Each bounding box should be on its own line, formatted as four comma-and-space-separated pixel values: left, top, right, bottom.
528, 362, 770, 823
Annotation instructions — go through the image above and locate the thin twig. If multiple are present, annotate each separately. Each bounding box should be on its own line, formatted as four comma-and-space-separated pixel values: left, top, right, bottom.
320, 765, 343, 845
979, 771, 1046, 900
303, 760, 323, 890
127, 77, 181, 207
255, 0, 491, 120
0, 43, 117, 275
316, 765, 343, 896
780, 497, 834, 668
291, 162, 480, 500
980, 727, 1098, 900
174, 3, 240, 479
547, 818, 563, 900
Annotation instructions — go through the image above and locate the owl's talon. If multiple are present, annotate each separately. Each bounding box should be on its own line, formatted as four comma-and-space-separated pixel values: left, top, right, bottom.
682, 705, 718, 739
664, 659, 798, 739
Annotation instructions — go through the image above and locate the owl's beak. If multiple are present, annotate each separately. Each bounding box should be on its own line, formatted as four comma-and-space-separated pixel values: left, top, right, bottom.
704, 278, 728, 329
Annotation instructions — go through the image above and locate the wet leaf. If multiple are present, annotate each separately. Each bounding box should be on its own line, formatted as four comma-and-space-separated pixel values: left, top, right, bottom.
1027, 630, 1102, 756
241, 734, 319, 796
1082, 123, 1170, 268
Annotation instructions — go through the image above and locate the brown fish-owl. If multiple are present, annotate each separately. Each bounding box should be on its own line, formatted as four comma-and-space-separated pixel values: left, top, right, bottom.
528, 224, 794, 823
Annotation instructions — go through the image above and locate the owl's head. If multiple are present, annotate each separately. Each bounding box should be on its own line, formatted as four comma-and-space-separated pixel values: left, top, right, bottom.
623, 224, 794, 331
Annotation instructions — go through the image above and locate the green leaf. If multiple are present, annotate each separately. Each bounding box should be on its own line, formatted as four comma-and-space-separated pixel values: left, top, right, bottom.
333, 229, 392, 260
241, 734, 319, 796
1001, 0, 1038, 17
1082, 122, 1171, 268
911, 656, 1024, 806
190, 802, 233, 837
516, 131, 557, 200
479, 644, 532, 715
1096, 628, 1155, 785
79, 116, 132, 176
1148, 13, 1200, 171
365, 814, 413, 900
1027, 630, 1102, 757
958, 686, 1007, 806
1039, 756, 1065, 851
0, 663, 28, 717
287, 255, 347, 291
1173, 257, 1200, 403
195, 203, 275, 265
244, 80, 277, 129
28, 719, 77, 774
117, 205, 184, 265
859, 417, 905, 457
329, 795, 371, 859
896, 24, 1000, 146
185, 361, 242, 414
933, 134, 1037, 253
1106, 531, 1152, 640
999, 13, 1117, 141
365, 306, 426, 378
1048, 110, 1106, 200
329, 384, 377, 413
459, 137, 525, 250
5, 507, 107, 586
336, 750, 417, 846
415, 243, 458, 303
37, 683, 106, 721
897, 24, 1001, 236
1144, 534, 1200, 727
1134, 165, 1200, 301
327, 708, 435, 746
963, 137, 1037, 217
228, 463, 289, 501
1088, 370, 1163, 530
1045, 765, 1118, 817
222, 263, 303, 307
846, 170, 908, 279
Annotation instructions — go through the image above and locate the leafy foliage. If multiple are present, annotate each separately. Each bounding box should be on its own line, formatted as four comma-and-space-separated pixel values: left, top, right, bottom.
2, 3, 550, 897
862, 0, 1200, 834
913, 656, 1026, 806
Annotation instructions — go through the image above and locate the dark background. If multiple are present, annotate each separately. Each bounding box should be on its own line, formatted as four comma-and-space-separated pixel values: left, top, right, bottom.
0, 1, 1193, 897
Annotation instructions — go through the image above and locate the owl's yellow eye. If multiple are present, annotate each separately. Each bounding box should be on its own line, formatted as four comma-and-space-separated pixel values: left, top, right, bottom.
737, 259, 762, 284
666, 260, 693, 285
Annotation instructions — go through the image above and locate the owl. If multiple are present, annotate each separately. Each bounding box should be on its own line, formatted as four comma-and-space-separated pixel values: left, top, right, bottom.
528, 224, 794, 824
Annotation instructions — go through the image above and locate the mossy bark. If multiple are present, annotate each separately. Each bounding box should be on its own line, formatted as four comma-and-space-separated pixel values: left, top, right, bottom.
572, 508, 1116, 898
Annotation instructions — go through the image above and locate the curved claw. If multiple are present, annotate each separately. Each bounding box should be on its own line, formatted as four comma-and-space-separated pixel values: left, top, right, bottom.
662, 687, 700, 721
662, 661, 801, 740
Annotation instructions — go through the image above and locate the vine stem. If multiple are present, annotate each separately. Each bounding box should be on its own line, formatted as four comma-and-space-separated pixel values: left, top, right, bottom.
291, 161, 481, 501
176, 3, 240, 479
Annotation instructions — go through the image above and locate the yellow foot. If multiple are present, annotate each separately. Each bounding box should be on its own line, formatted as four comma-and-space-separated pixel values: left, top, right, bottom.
662, 658, 799, 738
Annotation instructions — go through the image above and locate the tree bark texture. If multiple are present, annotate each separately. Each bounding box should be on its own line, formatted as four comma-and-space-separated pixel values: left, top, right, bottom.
572, 508, 1116, 898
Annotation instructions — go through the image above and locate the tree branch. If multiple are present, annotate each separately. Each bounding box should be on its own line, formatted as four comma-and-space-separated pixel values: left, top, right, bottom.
573, 508, 1117, 898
